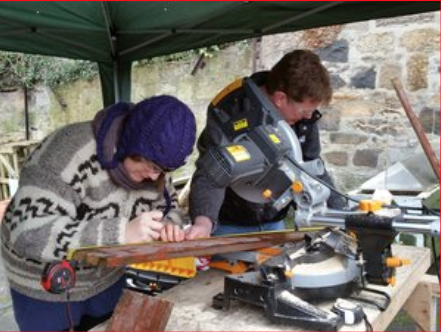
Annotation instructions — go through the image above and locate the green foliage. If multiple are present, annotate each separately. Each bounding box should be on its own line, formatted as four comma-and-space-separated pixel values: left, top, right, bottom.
134, 42, 247, 67
134, 46, 218, 67
0, 51, 98, 90
0, 40, 250, 89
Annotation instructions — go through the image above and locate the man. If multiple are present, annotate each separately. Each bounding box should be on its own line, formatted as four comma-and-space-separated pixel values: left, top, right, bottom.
189, 49, 344, 236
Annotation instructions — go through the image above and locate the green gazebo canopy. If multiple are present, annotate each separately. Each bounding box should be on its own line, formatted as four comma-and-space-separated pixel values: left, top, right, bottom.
0, 1, 438, 105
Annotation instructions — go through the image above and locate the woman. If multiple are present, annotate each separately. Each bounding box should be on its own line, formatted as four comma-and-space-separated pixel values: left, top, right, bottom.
0, 95, 209, 331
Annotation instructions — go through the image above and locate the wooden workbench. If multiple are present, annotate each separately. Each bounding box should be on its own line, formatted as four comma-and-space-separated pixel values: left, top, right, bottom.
159, 245, 432, 331
0, 140, 40, 199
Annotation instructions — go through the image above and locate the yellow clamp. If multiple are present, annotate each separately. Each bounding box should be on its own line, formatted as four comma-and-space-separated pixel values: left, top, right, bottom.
386, 257, 411, 268
358, 199, 383, 212
130, 257, 197, 278
387, 276, 397, 286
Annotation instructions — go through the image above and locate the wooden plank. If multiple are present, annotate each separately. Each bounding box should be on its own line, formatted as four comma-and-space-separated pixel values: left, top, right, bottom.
0, 140, 40, 154
0, 140, 39, 199
71, 230, 308, 267
403, 274, 439, 332
12, 153, 19, 178
106, 289, 173, 331
427, 274, 440, 297
0, 164, 7, 200
0, 154, 18, 178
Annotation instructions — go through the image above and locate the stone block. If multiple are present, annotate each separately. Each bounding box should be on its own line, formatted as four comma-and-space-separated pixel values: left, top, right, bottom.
400, 29, 440, 52
378, 63, 402, 90
407, 54, 429, 91
330, 133, 369, 145
376, 13, 435, 27
316, 39, 349, 63
356, 32, 395, 53
319, 108, 341, 131
324, 151, 348, 166
419, 107, 440, 135
353, 149, 381, 167
330, 74, 347, 89
337, 100, 379, 117
350, 67, 376, 89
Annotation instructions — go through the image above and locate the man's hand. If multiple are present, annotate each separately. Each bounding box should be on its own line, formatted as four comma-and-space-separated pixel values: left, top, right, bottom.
124, 210, 164, 243
185, 216, 212, 240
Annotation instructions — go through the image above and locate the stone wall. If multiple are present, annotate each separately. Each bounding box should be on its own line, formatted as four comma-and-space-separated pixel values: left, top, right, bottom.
130, 44, 253, 178
259, 12, 440, 192
0, 11, 439, 191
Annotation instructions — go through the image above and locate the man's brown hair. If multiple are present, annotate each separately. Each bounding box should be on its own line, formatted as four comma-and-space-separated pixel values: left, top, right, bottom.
267, 50, 332, 106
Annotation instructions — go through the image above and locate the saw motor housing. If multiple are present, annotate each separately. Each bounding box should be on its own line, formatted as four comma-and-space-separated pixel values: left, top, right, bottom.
198, 77, 330, 224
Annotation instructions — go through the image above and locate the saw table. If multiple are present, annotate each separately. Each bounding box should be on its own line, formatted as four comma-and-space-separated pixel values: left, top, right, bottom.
89, 244, 437, 332
157, 244, 435, 332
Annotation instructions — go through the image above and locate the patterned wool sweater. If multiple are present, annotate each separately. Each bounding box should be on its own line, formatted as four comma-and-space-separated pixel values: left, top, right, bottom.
0, 122, 184, 302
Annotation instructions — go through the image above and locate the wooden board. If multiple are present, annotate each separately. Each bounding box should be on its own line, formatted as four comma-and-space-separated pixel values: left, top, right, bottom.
71, 231, 308, 267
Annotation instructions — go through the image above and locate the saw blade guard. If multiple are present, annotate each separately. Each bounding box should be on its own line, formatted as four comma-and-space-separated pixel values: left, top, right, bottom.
274, 120, 331, 224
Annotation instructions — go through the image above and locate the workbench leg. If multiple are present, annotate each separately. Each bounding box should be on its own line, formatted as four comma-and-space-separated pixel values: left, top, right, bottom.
106, 289, 174, 331
403, 274, 439, 332
12, 153, 19, 179
0, 161, 7, 200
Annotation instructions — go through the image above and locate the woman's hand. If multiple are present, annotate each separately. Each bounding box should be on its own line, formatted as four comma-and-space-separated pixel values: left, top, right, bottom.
124, 210, 164, 243
160, 223, 186, 242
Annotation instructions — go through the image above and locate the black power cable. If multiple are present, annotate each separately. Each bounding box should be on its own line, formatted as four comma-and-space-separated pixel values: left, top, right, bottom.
286, 155, 359, 205
65, 286, 75, 332
363, 313, 373, 332
286, 155, 440, 218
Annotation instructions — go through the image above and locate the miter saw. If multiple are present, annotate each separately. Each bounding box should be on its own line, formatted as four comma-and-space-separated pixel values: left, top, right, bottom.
199, 77, 440, 237
199, 77, 440, 330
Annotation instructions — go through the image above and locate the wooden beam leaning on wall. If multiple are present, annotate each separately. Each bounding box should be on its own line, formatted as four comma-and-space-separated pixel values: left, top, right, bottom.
392, 79, 440, 181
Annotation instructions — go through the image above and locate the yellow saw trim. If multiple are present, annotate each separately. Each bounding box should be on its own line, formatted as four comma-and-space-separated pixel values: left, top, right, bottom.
211, 78, 243, 106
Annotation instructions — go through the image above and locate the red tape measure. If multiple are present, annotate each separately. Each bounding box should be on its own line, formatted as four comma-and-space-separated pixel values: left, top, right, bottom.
41, 260, 76, 294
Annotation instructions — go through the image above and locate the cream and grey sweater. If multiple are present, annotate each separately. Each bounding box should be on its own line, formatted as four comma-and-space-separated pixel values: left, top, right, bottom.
0, 122, 184, 302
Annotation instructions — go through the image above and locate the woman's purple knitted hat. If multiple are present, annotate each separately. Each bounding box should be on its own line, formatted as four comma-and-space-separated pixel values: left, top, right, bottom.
117, 95, 196, 170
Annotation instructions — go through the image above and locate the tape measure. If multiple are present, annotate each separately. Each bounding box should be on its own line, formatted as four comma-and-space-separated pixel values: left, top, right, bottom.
41, 260, 76, 294
331, 298, 364, 325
